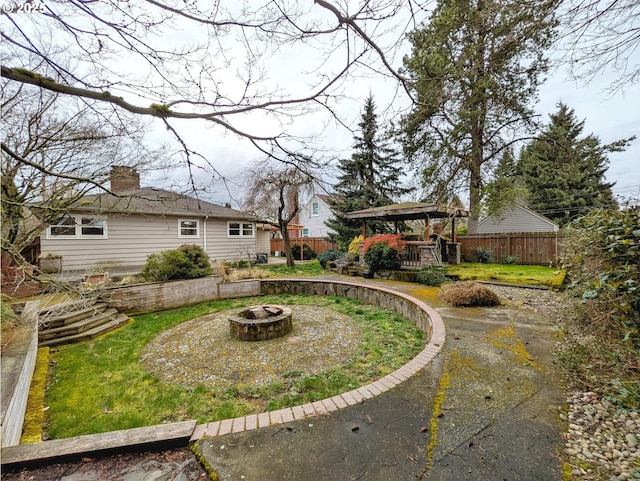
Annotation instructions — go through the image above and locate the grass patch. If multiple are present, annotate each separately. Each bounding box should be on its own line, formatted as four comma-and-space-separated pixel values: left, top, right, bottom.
446, 263, 565, 288
259, 259, 326, 277
44, 294, 425, 439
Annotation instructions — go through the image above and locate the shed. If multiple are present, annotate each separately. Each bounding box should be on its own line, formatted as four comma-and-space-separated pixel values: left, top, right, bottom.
475, 204, 559, 234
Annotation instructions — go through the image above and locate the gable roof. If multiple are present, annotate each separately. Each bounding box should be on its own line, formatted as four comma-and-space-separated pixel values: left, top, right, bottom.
315, 194, 333, 205
67, 187, 255, 220
476, 203, 558, 233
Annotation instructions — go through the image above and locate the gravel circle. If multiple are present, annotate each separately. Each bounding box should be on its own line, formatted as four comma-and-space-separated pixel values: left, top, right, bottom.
140, 305, 362, 389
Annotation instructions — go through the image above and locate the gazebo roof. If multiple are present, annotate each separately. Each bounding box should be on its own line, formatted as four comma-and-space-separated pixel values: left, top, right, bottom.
345, 202, 469, 222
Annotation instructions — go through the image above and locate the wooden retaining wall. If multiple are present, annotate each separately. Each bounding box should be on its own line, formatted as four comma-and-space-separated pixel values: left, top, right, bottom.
459, 232, 563, 265
101, 277, 260, 314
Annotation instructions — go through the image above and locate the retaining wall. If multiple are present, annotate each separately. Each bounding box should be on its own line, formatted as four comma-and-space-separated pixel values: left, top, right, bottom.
261, 279, 436, 340
100, 277, 260, 314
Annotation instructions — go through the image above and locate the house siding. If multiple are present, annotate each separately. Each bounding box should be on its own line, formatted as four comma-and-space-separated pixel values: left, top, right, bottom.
40, 213, 258, 271
476, 205, 558, 234
299, 195, 333, 238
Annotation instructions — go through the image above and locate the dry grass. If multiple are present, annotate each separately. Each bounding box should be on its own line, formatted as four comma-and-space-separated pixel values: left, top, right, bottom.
1, 296, 22, 353
439, 281, 501, 307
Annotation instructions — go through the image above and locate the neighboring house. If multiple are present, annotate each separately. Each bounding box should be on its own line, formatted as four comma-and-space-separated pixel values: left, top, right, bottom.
298, 194, 334, 238
475, 203, 559, 234
39, 166, 258, 272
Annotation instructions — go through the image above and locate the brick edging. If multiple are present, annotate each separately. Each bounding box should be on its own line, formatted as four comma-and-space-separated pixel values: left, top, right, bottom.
190, 279, 445, 441
1, 279, 445, 466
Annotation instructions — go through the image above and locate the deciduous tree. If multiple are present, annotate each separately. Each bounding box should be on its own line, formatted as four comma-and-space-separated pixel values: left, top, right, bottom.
242, 162, 316, 268
1, 80, 162, 264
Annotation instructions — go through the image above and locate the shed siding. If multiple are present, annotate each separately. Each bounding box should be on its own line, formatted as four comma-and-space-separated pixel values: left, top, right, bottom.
40, 213, 257, 271
256, 230, 271, 254
476, 205, 558, 234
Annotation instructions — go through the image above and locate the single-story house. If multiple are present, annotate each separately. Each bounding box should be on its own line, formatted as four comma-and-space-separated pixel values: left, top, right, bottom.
475, 203, 559, 234
39, 166, 264, 272
298, 194, 334, 238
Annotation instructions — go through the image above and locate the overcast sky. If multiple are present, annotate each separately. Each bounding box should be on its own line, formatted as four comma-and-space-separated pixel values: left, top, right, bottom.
142, 6, 639, 209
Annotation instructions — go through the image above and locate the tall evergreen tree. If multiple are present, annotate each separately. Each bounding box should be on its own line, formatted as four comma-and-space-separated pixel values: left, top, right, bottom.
518, 102, 632, 224
481, 147, 528, 218
400, 0, 558, 232
326, 95, 411, 249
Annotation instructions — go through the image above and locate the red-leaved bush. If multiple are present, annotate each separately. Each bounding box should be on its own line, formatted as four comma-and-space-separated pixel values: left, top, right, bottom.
362, 234, 406, 254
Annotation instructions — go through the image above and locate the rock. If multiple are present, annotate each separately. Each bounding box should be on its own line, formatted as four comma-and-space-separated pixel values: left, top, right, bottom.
625, 433, 637, 447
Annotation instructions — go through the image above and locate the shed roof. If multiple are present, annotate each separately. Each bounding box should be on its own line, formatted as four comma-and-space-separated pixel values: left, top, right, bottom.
345, 202, 469, 222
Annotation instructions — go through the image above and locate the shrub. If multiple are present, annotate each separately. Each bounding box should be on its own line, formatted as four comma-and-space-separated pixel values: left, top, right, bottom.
178, 244, 213, 277
561, 209, 640, 348
141, 244, 212, 282
439, 281, 501, 307
290, 243, 316, 260
348, 235, 364, 260
416, 266, 449, 286
317, 250, 345, 268
472, 246, 494, 264
501, 255, 518, 265
363, 234, 405, 273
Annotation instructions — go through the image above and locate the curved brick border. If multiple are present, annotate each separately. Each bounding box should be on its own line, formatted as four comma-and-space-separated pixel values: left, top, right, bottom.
189, 279, 446, 441
1, 279, 446, 467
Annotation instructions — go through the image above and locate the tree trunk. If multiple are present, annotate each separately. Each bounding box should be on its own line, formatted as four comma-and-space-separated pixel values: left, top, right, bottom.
280, 222, 296, 268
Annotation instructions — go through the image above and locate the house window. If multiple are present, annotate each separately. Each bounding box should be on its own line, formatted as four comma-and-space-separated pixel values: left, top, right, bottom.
179, 219, 199, 238
228, 221, 255, 238
312, 202, 319, 216
302, 228, 309, 237
47, 215, 107, 239
80, 217, 106, 237
49, 214, 76, 238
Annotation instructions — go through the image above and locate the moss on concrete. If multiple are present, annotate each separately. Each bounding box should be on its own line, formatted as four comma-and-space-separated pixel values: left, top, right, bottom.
20, 347, 49, 443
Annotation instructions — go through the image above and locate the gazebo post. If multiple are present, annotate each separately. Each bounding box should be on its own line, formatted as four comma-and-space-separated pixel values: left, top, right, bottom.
361, 221, 367, 239
424, 215, 430, 241
451, 217, 456, 243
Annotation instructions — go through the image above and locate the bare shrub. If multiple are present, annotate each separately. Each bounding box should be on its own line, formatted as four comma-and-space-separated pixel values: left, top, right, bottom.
440, 281, 501, 307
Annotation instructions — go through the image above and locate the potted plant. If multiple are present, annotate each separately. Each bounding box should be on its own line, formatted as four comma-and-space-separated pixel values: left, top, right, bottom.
39, 253, 62, 273
83, 267, 109, 283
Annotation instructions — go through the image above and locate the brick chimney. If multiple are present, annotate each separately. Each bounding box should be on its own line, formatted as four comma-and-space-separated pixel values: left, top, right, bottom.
110, 166, 140, 192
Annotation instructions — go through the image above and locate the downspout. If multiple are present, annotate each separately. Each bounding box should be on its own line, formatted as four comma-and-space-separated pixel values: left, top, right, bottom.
203, 215, 208, 252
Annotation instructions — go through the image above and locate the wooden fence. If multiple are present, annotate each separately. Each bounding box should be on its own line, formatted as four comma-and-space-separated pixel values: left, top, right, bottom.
458, 232, 563, 266
270, 237, 337, 256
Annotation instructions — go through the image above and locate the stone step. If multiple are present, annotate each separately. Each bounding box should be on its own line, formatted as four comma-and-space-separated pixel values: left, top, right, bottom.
39, 308, 119, 340
40, 314, 130, 347
1, 420, 196, 469
40, 303, 109, 329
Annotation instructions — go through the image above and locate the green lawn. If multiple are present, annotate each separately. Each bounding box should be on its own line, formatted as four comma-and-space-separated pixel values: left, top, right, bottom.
43, 293, 424, 439
445, 263, 565, 288
259, 259, 326, 277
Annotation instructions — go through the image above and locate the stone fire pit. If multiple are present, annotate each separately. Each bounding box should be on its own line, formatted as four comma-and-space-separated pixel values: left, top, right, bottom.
228, 305, 292, 341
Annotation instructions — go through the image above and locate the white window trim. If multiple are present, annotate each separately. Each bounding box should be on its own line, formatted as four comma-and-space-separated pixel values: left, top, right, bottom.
311, 202, 319, 216
178, 219, 200, 238
227, 221, 255, 238
46, 215, 108, 240
302, 228, 309, 237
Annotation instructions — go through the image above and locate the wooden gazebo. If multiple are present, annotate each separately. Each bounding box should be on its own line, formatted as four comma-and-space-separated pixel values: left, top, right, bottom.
345, 202, 469, 266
